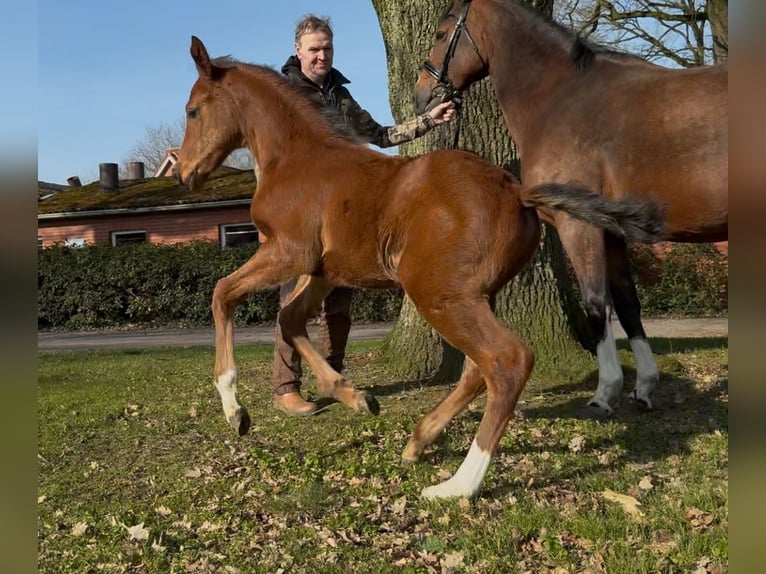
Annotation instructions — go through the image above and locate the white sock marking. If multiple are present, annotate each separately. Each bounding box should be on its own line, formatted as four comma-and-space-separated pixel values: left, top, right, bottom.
591, 320, 624, 410
215, 368, 240, 419
630, 337, 658, 405
422, 439, 492, 499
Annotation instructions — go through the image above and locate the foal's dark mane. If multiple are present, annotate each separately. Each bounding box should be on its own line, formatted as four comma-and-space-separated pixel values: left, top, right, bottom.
210, 56, 364, 144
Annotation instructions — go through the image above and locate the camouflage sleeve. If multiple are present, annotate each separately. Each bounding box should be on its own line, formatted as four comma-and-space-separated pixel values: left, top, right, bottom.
384, 114, 437, 147
340, 91, 437, 149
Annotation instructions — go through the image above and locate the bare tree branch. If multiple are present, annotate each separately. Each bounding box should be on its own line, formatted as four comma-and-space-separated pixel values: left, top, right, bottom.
556, 0, 724, 67
122, 118, 253, 177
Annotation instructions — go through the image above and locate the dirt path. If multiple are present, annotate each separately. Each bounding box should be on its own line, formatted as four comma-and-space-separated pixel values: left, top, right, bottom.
38, 317, 727, 352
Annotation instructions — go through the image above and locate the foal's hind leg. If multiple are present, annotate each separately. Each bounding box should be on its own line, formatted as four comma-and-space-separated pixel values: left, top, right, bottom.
401, 358, 486, 464
408, 295, 534, 499
279, 275, 379, 415
558, 220, 623, 414
606, 236, 658, 409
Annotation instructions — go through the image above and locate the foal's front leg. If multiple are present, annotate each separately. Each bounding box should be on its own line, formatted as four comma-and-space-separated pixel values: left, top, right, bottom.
279, 275, 380, 415
212, 244, 302, 435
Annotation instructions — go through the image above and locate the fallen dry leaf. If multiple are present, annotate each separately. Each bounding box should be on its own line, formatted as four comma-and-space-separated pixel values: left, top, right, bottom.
691, 556, 711, 574
71, 522, 88, 537
391, 496, 407, 515
569, 435, 586, 453
442, 551, 465, 569
638, 476, 654, 491
686, 507, 714, 530
126, 522, 150, 541
601, 489, 644, 517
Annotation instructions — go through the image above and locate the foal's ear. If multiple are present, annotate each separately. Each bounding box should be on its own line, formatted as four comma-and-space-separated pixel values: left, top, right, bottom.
190, 35, 213, 79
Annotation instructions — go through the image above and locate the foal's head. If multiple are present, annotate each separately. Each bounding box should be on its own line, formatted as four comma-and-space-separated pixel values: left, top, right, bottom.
174, 36, 362, 191
174, 36, 247, 192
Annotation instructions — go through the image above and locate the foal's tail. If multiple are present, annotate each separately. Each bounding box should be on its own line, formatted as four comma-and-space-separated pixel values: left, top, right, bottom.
520, 183, 665, 243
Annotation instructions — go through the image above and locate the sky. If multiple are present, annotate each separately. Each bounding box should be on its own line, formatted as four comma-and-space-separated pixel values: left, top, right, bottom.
38, 0, 398, 185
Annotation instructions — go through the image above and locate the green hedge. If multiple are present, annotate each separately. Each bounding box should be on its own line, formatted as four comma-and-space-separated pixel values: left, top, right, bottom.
37, 241, 403, 330
631, 243, 728, 317
38, 241, 725, 330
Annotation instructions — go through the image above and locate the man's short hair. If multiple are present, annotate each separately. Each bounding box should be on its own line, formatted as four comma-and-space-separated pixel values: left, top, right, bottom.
294, 14, 333, 44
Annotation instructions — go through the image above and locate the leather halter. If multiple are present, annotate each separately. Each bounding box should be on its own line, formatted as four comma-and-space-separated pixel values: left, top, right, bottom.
422, 0, 486, 102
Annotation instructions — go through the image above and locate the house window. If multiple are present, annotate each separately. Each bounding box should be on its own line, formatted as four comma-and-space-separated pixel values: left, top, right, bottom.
111, 230, 147, 246
220, 223, 259, 248
38, 237, 43, 249
64, 238, 86, 248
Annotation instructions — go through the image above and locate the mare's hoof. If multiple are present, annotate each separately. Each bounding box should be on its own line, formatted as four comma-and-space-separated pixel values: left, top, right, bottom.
629, 390, 654, 411
229, 408, 251, 436
586, 400, 614, 418
355, 391, 380, 416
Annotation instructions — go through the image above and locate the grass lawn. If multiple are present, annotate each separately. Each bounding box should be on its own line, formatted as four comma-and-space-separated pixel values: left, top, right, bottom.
38, 336, 727, 573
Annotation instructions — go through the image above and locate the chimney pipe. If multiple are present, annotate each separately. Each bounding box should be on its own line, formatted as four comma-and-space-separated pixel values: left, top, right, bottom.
99, 163, 119, 191
67, 176, 82, 187
127, 161, 145, 179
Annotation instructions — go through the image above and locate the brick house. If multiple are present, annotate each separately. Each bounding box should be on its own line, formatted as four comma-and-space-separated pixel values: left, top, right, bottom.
38, 163, 258, 248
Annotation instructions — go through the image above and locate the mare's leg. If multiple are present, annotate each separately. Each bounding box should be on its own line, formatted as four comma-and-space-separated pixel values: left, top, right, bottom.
606, 236, 658, 409
279, 275, 379, 415
213, 244, 304, 435
405, 290, 534, 499
557, 219, 623, 414
401, 357, 486, 463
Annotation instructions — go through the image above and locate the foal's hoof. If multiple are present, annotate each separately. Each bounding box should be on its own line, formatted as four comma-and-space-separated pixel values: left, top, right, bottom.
354, 391, 380, 416
401, 442, 421, 465
228, 407, 251, 436
629, 390, 654, 411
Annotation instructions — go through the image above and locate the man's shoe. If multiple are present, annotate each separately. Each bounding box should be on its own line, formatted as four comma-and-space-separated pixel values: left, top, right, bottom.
272, 391, 318, 416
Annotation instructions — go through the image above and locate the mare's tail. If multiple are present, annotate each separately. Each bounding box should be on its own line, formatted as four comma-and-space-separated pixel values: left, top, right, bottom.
520, 183, 665, 243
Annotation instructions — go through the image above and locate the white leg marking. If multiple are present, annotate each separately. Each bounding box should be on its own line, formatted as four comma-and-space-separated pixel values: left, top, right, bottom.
630, 337, 658, 408
215, 368, 241, 421
421, 439, 492, 500
590, 320, 623, 413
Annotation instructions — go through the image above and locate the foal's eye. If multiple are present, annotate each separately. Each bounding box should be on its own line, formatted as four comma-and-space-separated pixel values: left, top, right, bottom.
186, 108, 198, 119
435, 30, 446, 41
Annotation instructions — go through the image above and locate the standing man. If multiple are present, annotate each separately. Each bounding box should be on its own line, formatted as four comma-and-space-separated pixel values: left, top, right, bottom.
273, 14, 457, 415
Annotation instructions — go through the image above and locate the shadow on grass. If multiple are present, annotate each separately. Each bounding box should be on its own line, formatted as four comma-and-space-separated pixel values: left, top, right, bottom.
358, 336, 728, 494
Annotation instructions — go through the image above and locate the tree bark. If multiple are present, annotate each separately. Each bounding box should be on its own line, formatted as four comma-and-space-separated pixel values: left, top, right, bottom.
372, 0, 593, 382
707, 0, 728, 63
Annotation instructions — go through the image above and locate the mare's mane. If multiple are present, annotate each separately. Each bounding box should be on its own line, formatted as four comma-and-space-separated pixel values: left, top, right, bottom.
493, 0, 646, 71
209, 56, 363, 143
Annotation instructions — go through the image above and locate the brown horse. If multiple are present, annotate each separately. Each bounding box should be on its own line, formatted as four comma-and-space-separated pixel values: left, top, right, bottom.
414, 0, 728, 414
174, 36, 663, 499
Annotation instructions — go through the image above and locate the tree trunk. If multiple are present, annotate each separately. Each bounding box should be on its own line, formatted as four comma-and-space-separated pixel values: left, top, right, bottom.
707, 0, 728, 63
372, 0, 594, 382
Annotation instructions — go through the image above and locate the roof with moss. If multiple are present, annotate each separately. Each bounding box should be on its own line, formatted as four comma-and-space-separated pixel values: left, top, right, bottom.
38, 168, 255, 216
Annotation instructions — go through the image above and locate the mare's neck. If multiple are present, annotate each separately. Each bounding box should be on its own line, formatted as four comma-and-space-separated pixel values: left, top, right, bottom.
481, 0, 576, 151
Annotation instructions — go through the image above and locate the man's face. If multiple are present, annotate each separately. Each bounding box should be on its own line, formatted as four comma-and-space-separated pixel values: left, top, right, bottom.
295, 30, 333, 84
